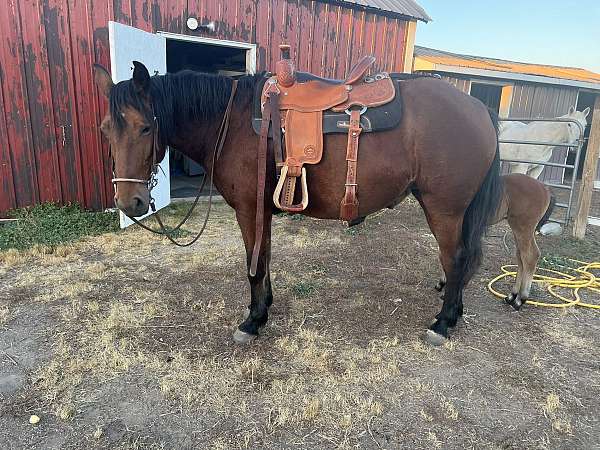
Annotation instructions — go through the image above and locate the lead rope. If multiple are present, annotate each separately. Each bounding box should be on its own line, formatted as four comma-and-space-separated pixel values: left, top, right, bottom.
126, 80, 238, 246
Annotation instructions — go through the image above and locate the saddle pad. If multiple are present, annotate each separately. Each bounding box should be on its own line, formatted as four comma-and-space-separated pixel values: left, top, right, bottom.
252, 76, 404, 135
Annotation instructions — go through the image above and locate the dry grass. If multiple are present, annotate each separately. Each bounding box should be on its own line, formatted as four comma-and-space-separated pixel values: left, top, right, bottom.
0, 304, 9, 325
542, 393, 573, 435
1, 201, 599, 449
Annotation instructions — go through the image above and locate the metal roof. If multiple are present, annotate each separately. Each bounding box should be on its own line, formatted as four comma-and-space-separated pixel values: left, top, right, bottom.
414, 46, 600, 86
337, 0, 431, 22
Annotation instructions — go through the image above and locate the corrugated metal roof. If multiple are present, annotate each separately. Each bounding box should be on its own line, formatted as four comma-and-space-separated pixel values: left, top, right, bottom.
337, 0, 431, 22
414, 46, 600, 84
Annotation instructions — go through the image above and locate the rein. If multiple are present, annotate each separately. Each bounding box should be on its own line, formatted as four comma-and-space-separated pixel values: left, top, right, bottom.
112, 79, 238, 247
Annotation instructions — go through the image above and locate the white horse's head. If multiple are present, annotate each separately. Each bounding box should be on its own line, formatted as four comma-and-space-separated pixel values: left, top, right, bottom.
562, 106, 590, 142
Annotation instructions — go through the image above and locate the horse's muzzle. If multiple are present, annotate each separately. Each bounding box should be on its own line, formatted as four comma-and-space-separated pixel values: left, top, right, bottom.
114, 192, 150, 218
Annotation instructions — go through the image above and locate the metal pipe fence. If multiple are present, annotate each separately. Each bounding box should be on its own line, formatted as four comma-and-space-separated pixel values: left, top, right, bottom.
498, 117, 585, 225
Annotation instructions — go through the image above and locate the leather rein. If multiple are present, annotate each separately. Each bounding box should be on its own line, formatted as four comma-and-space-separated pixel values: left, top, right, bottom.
111, 79, 238, 247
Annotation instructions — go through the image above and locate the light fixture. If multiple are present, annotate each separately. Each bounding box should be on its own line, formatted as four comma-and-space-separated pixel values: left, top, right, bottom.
186, 17, 216, 32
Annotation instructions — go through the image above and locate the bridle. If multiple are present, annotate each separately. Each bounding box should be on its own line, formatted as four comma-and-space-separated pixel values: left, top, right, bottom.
111, 79, 238, 246
111, 116, 161, 189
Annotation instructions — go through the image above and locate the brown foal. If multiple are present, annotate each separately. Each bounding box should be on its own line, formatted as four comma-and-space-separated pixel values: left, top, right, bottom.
436, 173, 555, 310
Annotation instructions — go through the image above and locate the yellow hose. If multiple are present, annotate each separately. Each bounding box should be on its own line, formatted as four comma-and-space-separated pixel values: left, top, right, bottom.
487, 259, 600, 309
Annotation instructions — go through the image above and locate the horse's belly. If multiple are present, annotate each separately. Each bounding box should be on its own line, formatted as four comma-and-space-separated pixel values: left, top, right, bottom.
300, 130, 412, 220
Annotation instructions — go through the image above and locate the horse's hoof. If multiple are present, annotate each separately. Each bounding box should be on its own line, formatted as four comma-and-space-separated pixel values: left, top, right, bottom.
424, 329, 448, 346
233, 328, 257, 344
505, 293, 524, 311
504, 293, 517, 305
511, 295, 524, 311
434, 280, 446, 292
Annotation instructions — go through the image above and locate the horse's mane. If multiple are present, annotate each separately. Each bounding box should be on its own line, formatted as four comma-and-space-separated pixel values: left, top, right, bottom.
109, 70, 261, 144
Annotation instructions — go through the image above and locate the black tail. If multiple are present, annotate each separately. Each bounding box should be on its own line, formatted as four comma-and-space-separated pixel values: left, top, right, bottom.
536, 193, 556, 231
459, 109, 504, 282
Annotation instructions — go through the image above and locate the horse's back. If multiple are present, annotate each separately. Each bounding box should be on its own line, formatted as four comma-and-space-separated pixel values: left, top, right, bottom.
398, 77, 498, 205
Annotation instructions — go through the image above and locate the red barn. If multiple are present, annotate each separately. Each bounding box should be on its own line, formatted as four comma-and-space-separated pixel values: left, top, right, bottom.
0, 0, 429, 213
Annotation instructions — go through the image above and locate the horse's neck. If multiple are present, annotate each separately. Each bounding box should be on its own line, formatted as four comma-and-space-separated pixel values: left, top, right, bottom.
167, 100, 253, 169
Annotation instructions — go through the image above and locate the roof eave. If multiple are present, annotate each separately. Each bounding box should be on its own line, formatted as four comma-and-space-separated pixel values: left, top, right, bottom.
325, 1, 431, 22
415, 59, 600, 91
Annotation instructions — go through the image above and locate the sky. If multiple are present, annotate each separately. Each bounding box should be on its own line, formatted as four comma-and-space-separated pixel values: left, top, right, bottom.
414, 0, 600, 73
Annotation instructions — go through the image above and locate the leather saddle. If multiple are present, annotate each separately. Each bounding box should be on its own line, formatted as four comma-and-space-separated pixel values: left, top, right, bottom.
260, 45, 397, 221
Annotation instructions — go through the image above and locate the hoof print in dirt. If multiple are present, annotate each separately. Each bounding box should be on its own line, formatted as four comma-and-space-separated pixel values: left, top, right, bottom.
233, 329, 258, 344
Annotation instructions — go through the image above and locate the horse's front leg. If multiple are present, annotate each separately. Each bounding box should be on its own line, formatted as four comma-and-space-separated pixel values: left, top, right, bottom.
232, 208, 273, 344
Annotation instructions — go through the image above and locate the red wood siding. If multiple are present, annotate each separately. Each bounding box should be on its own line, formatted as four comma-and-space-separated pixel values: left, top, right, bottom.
0, 0, 412, 213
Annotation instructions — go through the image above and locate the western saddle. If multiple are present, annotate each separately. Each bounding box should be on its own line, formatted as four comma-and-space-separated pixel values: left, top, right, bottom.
250, 45, 396, 275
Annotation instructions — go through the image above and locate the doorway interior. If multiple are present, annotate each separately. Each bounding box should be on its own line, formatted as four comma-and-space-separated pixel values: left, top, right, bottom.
469, 82, 502, 113
164, 36, 252, 198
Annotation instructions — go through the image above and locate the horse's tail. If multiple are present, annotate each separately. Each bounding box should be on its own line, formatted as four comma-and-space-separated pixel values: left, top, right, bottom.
460, 109, 504, 282
536, 191, 556, 232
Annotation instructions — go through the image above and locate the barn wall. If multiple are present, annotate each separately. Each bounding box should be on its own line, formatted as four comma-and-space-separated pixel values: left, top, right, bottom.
509, 83, 578, 118
441, 76, 470, 93
0, 0, 412, 213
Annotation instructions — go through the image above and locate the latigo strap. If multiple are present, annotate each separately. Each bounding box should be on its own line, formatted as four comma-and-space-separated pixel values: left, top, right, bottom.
340, 109, 362, 222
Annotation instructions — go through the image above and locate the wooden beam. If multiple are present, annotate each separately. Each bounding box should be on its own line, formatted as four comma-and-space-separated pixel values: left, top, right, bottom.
499, 84, 514, 118
573, 94, 600, 238
403, 21, 417, 73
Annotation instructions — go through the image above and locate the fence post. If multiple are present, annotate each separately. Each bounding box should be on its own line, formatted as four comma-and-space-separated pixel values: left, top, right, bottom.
573, 95, 600, 239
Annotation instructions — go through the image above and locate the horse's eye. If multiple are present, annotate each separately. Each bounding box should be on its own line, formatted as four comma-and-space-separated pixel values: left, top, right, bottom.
141, 126, 151, 136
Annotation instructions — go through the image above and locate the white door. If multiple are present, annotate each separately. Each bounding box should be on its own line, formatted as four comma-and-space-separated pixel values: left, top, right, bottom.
109, 21, 170, 228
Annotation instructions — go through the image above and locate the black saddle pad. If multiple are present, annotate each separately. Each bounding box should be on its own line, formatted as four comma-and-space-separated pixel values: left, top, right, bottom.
252, 73, 413, 136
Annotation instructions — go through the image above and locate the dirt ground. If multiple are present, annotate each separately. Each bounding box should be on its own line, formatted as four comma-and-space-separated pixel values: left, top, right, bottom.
1, 198, 599, 450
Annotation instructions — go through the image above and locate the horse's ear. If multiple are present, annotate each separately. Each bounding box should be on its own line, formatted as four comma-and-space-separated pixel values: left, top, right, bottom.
582, 106, 591, 118
568, 105, 575, 115
132, 61, 150, 94
93, 64, 113, 98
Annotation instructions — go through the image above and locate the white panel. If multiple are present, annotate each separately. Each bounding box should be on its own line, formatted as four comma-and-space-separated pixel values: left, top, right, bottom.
109, 21, 170, 228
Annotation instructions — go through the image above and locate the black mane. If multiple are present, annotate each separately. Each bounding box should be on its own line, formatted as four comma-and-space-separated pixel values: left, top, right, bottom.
109, 70, 261, 145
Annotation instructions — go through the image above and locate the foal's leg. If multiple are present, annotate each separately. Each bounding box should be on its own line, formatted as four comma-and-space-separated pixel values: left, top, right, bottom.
505, 242, 524, 307
506, 223, 540, 311
232, 209, 274, 343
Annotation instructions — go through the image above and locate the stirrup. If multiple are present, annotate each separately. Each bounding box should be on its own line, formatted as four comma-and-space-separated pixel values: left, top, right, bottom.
273, 165, 308, 212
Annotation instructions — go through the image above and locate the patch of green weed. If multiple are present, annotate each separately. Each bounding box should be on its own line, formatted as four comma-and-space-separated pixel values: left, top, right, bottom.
0, 203, 119, 251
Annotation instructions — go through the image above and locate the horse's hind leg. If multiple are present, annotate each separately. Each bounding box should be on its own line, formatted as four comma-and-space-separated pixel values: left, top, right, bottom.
435, 256, 447, 292
505, 245, 524, 307
507, 222, 540, 311
418, 204, 466, 344
233, 209, 274, 343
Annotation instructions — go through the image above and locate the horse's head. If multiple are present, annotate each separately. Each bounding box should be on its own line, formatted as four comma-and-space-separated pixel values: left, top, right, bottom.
563, 106, 590, 143
94, 61, 161, 217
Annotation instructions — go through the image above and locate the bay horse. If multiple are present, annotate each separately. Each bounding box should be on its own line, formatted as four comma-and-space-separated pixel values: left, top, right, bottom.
93, 61, 502, 345
436, 173, 555, 310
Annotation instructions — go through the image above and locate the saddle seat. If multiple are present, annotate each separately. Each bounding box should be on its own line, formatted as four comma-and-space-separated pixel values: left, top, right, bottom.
260, 44, 396, 221
295, 54, 376, 85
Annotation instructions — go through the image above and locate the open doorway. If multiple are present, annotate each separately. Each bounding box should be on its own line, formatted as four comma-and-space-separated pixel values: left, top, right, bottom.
165, 37, 252, 198
470, 82, 502, 113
